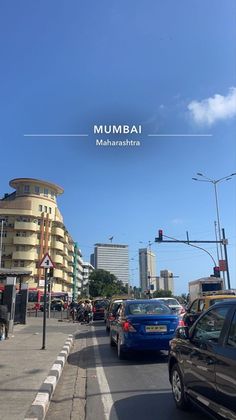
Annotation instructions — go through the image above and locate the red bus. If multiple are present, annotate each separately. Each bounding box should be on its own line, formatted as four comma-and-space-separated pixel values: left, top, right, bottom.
28, 289, 44, 310
27, 289, 70, 310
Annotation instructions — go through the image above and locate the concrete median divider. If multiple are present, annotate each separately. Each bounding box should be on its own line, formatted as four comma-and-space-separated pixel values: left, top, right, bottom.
24, 334, 74, 420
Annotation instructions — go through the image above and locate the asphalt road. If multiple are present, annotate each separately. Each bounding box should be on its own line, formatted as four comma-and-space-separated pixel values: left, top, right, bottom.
46, 320, 209, 420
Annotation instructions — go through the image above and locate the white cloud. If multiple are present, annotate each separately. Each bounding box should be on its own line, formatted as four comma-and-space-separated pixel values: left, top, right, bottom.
188, 87, 236, 126
171, 218, 184, 225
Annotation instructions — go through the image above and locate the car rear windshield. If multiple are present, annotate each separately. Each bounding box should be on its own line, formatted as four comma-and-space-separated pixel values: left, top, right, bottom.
127, 302, 171, 315
158, 298, 180, 306
94, 300, 109, 309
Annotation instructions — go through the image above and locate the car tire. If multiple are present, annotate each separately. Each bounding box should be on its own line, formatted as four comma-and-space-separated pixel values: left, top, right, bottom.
171, 364, 189, 410
110, 332, 116, 347
117, 335, 125, 360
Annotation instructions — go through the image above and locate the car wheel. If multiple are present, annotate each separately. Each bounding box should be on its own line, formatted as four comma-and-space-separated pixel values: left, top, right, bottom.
110, 332, 116, 347
117, 336, 125, 359
171, 364, 189, 410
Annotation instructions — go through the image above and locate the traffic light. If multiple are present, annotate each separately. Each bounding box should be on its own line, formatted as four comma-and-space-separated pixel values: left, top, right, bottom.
213, 266, 220, 277
156, 229, 163, 242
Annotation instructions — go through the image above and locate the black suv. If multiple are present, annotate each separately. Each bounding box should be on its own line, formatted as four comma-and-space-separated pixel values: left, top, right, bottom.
168, 300, 236, 419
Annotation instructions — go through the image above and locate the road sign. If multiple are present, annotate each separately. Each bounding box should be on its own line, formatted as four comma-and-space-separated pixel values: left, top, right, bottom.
219, 259, 227, 271
39, 253, 55, 269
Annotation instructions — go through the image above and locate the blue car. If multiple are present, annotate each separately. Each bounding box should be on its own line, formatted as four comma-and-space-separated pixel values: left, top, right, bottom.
110, 299, 180, 359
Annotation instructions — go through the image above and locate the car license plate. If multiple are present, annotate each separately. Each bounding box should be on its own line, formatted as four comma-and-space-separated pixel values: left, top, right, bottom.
145, 325, 167, 332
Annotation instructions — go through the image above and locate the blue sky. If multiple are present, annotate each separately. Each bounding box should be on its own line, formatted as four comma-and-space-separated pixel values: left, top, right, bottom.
1, 1, 236, 294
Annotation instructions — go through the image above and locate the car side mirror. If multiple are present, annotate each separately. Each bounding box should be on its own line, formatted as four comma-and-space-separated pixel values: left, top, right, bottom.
175, 326, 190, 339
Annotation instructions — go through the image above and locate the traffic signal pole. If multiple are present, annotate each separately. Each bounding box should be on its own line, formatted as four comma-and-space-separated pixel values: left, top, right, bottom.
222, 228, 230, 289
155, 229, 231, 289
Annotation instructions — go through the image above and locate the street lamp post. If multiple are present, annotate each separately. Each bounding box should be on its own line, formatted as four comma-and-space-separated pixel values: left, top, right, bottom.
192, 172, 236, 286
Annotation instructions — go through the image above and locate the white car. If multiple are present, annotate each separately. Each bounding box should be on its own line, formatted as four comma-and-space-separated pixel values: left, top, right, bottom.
152, 298, 185, 315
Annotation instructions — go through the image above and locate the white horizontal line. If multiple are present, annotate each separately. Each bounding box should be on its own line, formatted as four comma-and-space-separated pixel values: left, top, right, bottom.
148, 134, 212, 137
24, 134, 88, 137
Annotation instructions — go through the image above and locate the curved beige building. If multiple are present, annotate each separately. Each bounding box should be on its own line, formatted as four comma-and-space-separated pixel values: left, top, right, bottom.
0, 178, 82, 293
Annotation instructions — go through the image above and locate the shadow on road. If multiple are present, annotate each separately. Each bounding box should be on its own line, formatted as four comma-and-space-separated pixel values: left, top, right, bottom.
110, 392, 208, 420
68, 341, 168, 369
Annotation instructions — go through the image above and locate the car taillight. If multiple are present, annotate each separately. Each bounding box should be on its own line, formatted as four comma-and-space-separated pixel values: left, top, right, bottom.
178, 319, 186, 327
122, 320, 136, 332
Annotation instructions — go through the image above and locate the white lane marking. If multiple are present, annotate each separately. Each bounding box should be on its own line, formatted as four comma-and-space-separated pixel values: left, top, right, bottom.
91, 326, 117, 420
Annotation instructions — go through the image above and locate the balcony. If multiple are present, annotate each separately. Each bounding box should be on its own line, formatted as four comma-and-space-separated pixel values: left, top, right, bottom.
13, 236, 38, 246
51, 240, 64, 252
14, 221, 38, 231
52, 227, 64, 238
12, 250, 36, 261
53, 268, 63, 278
54, 254, 63, 265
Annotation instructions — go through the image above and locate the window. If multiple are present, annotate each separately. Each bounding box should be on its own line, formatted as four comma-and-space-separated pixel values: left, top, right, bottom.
16, 231, 26, 237
49, 207, 52, 214
227, 311, 236, 348
35, 186, 40, 195
20, 261, 24, 267
39, 205, 43, 212
44, 188, 48, 196
2, 231, 7, 237
50, 191, 55, 199
199, 299, 205, 311
193, 306, 230, 343
190, 300, 199, 313
24, 185, 30, 193
44, 206, 47, 212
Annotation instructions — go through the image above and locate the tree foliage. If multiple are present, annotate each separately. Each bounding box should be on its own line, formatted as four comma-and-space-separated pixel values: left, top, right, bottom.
152, 289, 172, 298
88, 269, 127, 298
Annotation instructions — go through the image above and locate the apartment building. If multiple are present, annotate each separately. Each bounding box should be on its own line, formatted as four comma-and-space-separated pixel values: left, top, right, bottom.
92, 243, 129, 285
82, 262, 94, 296
0, 178, 82, 293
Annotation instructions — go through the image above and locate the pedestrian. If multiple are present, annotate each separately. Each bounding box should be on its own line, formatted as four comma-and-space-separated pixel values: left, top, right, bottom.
0, 304, 9, 340
84, 300, 93, 323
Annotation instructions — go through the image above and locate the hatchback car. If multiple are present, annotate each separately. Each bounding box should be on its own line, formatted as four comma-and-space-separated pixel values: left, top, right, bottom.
92, 299, 109, 320
169, 300, 236, 419
153, 298, 185, 315
183, 293, 236, 327
110, 299, 180, 359
105, 299, 124, 331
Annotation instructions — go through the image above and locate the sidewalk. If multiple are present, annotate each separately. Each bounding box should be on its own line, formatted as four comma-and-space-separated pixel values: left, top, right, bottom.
0, 317, 79, 420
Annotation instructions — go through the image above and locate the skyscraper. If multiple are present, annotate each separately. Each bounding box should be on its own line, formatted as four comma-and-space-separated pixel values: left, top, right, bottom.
139, 248, 156, 291
160, 270, 174, 294
92, 243, 129, 285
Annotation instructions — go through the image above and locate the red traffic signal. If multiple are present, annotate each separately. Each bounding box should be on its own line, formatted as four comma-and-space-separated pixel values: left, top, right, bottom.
213, 266, 220, 277
155, 229, 163, 242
